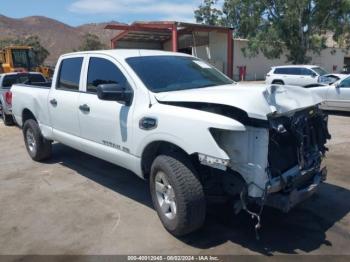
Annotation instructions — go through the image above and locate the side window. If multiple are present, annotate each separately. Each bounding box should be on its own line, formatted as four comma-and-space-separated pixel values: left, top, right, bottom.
340, 77, 350, 88
274, 68, 295, 75
287, 68, 301, 75
56, 57, 83, 91
274, 68, 284, 74
300, 68, 313, 76
87, 57, 128, 93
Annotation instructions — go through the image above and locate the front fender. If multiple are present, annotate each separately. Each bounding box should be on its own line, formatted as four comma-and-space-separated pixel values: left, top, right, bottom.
134, 103, 246, 160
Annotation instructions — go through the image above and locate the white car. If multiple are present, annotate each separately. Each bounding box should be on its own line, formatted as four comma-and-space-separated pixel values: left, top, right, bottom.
266, 65, 329, 86
11, 50, 330, 236
310, 75, 350, 112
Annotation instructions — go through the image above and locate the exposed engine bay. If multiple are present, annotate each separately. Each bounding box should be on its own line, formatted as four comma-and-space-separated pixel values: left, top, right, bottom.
268, 106, 330, 179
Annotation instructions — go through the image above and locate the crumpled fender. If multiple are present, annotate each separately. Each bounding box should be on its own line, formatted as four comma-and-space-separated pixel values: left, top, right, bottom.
134, 103, 246, 160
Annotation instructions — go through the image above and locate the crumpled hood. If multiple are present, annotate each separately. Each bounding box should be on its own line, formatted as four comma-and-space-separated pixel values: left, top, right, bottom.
154, 83, 322, 120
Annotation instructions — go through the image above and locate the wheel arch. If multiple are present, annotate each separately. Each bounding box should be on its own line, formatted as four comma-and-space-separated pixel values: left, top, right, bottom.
22, 108, 37, 126
141, 140, 198, 180
272, 79, 285, 84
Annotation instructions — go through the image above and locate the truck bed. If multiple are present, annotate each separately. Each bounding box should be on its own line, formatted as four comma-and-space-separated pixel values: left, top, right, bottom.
11, 83, 52, 129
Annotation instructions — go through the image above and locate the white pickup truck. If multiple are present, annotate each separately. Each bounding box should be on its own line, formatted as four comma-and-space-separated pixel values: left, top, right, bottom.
11, 50, 330, 236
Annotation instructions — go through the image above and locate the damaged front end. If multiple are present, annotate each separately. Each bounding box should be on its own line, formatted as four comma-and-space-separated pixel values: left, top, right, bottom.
264, 106, 331, 212
206, 104, 331, 238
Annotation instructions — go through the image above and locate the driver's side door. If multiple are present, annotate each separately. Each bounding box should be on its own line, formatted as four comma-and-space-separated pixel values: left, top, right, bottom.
326, 76, 350, 111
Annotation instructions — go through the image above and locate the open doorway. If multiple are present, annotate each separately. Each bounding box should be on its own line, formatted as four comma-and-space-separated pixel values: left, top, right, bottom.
343, 57, 350, 73
178, 47, 192, 55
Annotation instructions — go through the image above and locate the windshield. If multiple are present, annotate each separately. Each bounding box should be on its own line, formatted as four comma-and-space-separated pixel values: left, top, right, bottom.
312, 67, 328, 76
126, 56, 234, 93
11, 49, 37, 69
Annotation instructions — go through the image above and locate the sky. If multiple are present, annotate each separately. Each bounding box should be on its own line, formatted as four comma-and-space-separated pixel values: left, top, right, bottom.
0, 0, 220, 26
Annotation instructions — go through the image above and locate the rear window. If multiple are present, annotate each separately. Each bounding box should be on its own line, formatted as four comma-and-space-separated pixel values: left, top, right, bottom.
29, 74, 46, 83
2, 73, 46, 88
56, 57, 83, 91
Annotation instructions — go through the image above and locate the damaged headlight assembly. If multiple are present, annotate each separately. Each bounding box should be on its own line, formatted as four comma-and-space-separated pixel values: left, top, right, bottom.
198, 153, 230, 170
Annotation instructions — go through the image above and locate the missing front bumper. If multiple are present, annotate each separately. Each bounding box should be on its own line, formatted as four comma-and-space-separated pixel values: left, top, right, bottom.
265, 167, 327, 213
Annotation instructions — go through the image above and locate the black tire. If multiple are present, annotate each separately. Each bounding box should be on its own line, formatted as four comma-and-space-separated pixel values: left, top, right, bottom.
23, 119, 52, 161
150, 153, 206, 236
272, 80, 284, 85
2, 113, 14, 126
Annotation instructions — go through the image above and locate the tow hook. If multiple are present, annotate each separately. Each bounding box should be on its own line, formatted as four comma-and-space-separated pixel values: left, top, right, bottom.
239, 186, 267, 240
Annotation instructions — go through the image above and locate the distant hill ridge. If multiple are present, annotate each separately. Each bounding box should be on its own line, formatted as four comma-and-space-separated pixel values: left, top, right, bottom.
0, 14, 123, 65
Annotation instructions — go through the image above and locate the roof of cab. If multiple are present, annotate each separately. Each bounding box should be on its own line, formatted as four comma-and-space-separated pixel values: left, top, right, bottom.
60, 49, 192, 60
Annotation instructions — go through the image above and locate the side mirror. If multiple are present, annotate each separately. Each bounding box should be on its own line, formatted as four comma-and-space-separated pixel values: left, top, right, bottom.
311, 73, 317, 78
97, 83, 133, 106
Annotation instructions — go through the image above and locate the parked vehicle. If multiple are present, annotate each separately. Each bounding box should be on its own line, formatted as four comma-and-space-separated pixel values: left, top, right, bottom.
11, 50, 330, 236
310, 75, 350, 112
265, 65, 330, 86
0, 72, 46, 125
304, 74, 349, 88
0, 46, 53, 78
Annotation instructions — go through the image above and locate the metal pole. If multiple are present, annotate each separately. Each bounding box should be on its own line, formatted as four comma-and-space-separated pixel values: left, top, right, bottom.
227, 29, 233, 79
172, 24, 178, 52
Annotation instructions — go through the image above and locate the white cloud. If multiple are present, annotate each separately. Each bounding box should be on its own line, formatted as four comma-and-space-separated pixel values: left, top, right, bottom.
68, 0, 201, 21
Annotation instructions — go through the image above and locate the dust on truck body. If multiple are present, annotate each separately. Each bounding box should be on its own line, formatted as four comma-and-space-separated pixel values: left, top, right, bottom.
11, 50, 331, 237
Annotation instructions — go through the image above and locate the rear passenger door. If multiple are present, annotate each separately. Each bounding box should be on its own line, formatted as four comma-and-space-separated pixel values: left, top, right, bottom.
48, 56, 83, 139
78, 55, 134, 156
285, 68, 302, 86
274, 68, 298, 85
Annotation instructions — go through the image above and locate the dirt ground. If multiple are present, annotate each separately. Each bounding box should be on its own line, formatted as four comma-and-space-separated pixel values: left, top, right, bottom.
0, 115, 349, 256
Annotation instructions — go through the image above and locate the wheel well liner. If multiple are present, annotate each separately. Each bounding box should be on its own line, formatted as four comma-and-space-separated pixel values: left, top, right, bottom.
272, 79, 284, 84
141, 141, 196, 179
22, 109, 37, 125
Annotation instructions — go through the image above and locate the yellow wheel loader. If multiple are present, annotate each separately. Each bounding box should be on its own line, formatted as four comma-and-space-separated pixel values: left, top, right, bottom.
0, 46, 53, 79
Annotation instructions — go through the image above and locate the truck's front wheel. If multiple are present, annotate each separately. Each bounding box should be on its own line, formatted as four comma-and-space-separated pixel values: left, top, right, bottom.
150, 154, 206, 236
23, 119, 52, 161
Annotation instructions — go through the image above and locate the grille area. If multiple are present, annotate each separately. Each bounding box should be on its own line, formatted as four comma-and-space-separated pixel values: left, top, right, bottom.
268, 107, 330, 178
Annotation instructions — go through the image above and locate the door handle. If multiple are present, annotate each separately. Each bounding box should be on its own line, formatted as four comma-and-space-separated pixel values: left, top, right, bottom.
50, 99, 57, 106
79, 104, 90, 113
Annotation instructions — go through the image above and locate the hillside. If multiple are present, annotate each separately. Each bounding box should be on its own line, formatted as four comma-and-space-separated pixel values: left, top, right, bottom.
0, 15, 122, 65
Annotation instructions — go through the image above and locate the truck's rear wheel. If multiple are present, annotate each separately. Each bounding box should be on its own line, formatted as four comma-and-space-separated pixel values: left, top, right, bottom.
23, 119, 52, 161
150, 154, 206, 236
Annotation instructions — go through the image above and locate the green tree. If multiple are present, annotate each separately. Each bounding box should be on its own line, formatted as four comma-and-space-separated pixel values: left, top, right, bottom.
21, 36, 49, 65
195, 0, 350, 64
77, 33, 106, 51
194, 0, 223, 25
0, 35, 49, 65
